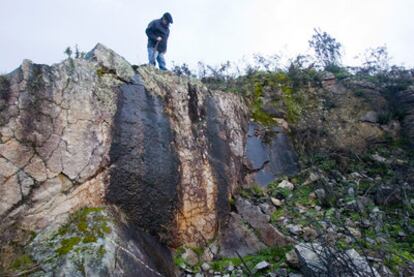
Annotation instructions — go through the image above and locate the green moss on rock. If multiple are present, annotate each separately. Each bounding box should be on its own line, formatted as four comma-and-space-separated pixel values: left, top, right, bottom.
11, 254, 34, 270
56, 237, 81, 256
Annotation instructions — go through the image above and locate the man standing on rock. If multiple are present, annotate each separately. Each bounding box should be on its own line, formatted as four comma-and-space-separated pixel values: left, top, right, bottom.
145, 12, 173, 71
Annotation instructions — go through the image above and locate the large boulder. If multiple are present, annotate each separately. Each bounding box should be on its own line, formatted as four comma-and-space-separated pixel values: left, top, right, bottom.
0, 43, 249, 275
107, 66, 248, 245
28, 208, 175, 277
294, 243, 380, 277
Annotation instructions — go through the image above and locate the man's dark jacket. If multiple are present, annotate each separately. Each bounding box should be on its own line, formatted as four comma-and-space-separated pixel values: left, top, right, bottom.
146, 19, 170, 53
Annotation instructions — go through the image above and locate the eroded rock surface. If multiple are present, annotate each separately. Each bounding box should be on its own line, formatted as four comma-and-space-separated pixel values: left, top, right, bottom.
104, 66, 248, 246
245, 122, 299, 186
0, 43, 249, 275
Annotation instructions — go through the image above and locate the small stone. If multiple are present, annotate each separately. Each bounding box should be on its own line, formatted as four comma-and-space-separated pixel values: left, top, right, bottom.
275, 118, 289, 130
182, 248, 199, 267
271, 197, 283, 207
371, 207, 380, 213
278, 180, 295, 191
345, 218, 356, 227
201, 263, 210, 271
274, 268, 288, 277
371, 153, 386, 163
202, 243, 218, 261
260, 202, 276, 215
297, 204, 307, 214
314, 188, 326, 202
348, 227, 362, 239
361, 219, 371, 228
285, 249, 299, 268
350, 172, 362, 179
348, 187, 355, 197
315, 205, 321, 211
287, 224, 302, 235
226, 264, 235, 271
304, 172, 320, 185
360, 111, 378, 123
195, 273, 203, 277
344, 235, 353, 244
254, 261, 270, 271
303, 227, 318, 241
398, 231, 407, 237
394, 159, 407, 165
308, 192, 317, 200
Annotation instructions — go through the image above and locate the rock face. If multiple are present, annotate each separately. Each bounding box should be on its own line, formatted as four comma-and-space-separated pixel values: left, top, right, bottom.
0, 43, 248, 274
244, 122, 299, 186
107, 66, 248, 245
397, 88, 414, 146
293, 80, 389, 154
29, 208, 175, 277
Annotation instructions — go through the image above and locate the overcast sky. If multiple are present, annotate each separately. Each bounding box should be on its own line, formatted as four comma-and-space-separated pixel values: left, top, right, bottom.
1, 0, 413, 73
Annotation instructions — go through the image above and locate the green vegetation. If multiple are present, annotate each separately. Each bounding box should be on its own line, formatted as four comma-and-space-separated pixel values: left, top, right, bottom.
11, 254, 34, 270
56, 237, 81, 256
64, 46, 73, 59
211, 246, 293, 275
96, 66, 117, 78
309, 28, 342, 69
173, 247, 186, 267
27, 65, 45, 93
239, 184, 266, 200
56, 207, 111, 253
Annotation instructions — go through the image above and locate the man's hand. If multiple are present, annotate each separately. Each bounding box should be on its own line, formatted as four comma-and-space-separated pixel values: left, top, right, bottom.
156, 37, 162, 41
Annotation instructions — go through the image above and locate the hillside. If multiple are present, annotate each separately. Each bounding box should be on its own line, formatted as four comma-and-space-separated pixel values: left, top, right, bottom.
0, 44, 413, 277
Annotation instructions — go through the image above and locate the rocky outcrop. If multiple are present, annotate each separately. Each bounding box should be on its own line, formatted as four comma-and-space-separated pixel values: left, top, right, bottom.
107, 66, 248, 245
0, 43, 248, 275
29, 208, 175, 276
293, 80, 390, 154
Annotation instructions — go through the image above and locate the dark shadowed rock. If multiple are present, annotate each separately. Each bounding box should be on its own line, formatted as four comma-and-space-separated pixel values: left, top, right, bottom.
218, 212, 266, 258
106, 81, 180, 240
29, 208, 175, 277
245, 122, 299, 187
235, 197, 292, 246
397, 88, 414, 147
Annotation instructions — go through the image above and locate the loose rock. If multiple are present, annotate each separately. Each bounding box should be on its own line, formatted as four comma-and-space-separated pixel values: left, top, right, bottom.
254, 261, 270, 271
271, 197, 283, 207
278, 180, 295, 191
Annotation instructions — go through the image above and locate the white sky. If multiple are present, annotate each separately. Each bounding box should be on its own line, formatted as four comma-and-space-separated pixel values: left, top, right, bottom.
1, 0, 413, 73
